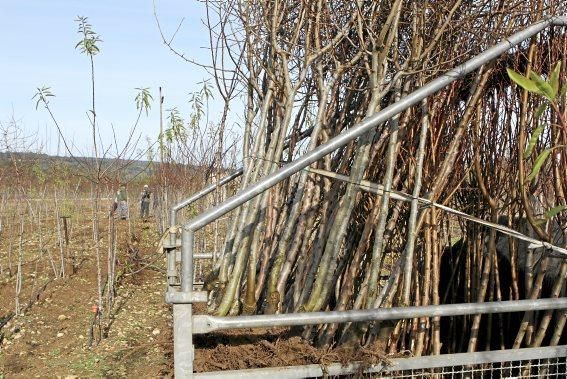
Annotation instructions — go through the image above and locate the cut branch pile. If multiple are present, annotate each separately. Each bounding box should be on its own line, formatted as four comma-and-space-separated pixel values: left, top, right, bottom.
199, 0, 567, 354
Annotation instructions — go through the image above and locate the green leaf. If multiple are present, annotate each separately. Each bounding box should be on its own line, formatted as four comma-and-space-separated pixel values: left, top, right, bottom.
544, 205, 567, 219
524, 124, 545, 159
506, 69, 542, 94
32, 86, 55, 110
534, 103, 548, 120
560, 83, 567, 98
526, 148, 552, 182
75, 16, 102, 56
529, 72, 555, 100
549, 62, 561, 98
134, 87, 153, 115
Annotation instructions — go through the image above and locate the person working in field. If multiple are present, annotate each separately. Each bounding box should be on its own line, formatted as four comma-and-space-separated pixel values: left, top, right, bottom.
140, 184, 151, 220
112, 185, 129, 220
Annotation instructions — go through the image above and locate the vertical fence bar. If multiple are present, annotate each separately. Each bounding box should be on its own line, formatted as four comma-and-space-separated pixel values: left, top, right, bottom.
173, 303, 193, 377
174, 229, 195, 377
167, 249, 177, 288
182, 229, 194, 292
167, 209, 178, 289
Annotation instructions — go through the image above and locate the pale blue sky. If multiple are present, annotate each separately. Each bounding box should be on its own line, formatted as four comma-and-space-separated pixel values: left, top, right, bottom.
0, 0, 235, 157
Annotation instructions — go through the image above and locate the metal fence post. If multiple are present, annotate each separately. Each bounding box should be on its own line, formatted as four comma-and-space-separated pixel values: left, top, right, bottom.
173, 229, 195, 378
174, 303, 194, 378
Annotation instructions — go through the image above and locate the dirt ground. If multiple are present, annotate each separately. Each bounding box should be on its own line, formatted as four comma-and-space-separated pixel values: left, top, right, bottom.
1, 215, 390, 378
0, 216, 174, 378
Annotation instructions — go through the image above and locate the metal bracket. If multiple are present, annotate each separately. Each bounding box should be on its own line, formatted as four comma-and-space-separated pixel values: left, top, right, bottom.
192, 315, 214, 334
166, 290, 209, 304
162, 239, 181, 250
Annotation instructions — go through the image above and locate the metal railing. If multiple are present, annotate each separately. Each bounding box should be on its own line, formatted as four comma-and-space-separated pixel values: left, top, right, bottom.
164, 127, 314, 288
192, 298, 567, 334
165, 168, 243, 287
166, 16, 567, 378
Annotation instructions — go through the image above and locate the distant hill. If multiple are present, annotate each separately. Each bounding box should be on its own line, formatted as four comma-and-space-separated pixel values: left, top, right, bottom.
0, 151, 154, 180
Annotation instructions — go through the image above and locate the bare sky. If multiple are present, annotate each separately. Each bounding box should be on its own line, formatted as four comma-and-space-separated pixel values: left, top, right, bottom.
1, 0, 233, 157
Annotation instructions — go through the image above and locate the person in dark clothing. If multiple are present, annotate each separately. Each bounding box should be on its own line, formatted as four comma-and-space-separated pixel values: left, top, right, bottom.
140, 184, 151, 220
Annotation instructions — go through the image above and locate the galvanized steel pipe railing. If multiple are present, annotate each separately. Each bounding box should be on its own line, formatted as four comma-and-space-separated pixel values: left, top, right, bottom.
168, 125, 314, 230
169, 168, 244, 229
166, 168, 244, 286
165, 126, 314, 286
193, 298, 567, 333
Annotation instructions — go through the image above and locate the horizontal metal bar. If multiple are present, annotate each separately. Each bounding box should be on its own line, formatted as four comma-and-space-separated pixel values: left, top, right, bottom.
170, 168, 244, 226
192, 298, 567, 333
194, 361, 389, 378
168, 282, 206, 287
194, 345, 567, 378
169, 126, 315, 227
376, 345, 567, 371
174, 251, 214, 262
184, 16, 567, 233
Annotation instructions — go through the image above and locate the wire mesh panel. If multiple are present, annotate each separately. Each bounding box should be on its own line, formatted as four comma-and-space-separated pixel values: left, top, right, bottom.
322, 347, 567, 379
376, 357, 567, 378
195, 346, 567, 378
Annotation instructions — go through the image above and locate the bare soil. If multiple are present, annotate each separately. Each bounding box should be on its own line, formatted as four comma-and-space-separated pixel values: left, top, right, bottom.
1, 219, 172, 378
1, 215, 390, 378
